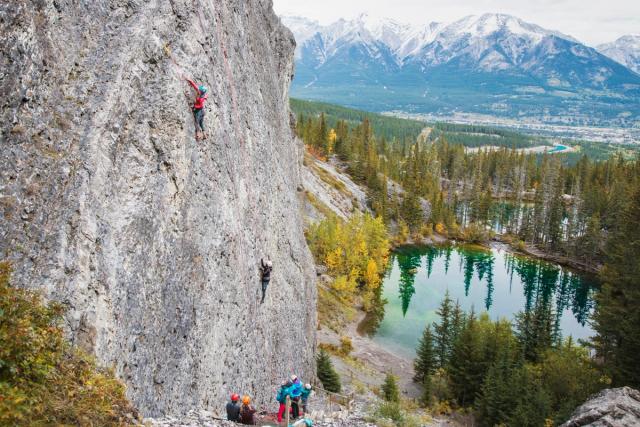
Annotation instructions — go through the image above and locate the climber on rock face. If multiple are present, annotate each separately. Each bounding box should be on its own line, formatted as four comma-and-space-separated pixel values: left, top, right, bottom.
259, 258, 273, 304
226, 393, 241, 422
185, 77, 208, 140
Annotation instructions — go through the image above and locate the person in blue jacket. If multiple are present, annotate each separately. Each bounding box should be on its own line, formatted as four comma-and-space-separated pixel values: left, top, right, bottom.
276, 380, 292, 422
289, 375, 303, 419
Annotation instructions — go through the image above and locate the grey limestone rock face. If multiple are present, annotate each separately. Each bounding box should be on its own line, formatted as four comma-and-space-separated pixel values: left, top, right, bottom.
0, 0, 316, 417
561, 387, 640, 427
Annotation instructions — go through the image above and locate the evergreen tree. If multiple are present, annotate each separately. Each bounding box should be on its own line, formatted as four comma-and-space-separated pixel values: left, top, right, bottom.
579, 213, 602, 262
421, 374, 434, 407
476, 346, 521, 426
315, 112, 329, 153
381, 372, 400, 402
546, 174, 565, 250
592, 185, 640, 388
450, 300, 465, 344
400, 193, 424, 232
413, 325, 435, 383
515, 300, 556, 363
317, 348, 341, 393
433, 291, 454, 367
506, 366, 553, 427
448, 312, 485, 406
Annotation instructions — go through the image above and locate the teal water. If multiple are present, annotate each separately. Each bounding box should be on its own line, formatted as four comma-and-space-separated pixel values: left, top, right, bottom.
549, 144, 568, 153
371, 244, 598, 358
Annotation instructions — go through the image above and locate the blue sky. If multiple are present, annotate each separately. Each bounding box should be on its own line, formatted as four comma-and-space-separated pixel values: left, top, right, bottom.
272, 0, 639, 46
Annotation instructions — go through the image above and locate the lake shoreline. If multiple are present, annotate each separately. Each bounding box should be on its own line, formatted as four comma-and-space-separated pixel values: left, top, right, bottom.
395, 231, 601, 276
494, 236, 601, 275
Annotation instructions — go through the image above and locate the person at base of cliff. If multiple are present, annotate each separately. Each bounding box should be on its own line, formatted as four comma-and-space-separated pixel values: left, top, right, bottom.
226, 393, 241, 422
259, 258, 273, 304
276, 380, 293, 422
239, 395, 257, 425
301, 383, 312, 414
289, 375, 303, 419
185, 77, 208, 140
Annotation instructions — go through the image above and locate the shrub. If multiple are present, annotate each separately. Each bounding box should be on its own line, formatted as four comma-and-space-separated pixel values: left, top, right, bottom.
339, 336, 353, 356
375, 401, 405, 424
316, 348, 341, 393
462, 222, 490, 243
381, 372, 400, 402
0, 262, 137, 426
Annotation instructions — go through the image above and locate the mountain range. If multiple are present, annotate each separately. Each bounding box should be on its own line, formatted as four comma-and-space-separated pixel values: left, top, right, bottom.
282, 14, 640, 127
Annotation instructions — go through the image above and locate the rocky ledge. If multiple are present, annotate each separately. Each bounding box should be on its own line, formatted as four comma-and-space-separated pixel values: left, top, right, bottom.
561, 387, 640, 427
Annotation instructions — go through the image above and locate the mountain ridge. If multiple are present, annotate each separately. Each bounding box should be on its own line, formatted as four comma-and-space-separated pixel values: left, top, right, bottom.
597, 34, 640, 75
282, 13, 640, 126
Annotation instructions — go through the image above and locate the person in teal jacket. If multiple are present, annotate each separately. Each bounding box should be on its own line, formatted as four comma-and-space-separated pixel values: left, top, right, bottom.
301, 384, 312, 414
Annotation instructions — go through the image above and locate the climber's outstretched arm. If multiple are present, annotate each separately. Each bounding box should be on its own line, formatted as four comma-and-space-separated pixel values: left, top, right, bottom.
186, 78, 200, 95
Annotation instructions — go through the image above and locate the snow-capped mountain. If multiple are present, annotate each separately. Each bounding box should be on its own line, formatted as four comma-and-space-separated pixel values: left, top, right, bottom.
598, 35, 640, 75
281, 13, 640, 126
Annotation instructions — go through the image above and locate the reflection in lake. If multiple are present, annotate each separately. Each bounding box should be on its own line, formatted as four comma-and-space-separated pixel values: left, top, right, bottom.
370, 244, 598, 358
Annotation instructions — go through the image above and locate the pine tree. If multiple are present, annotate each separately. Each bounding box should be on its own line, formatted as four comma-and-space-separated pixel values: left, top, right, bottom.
448, 312, 485, 407
421, 374, 433, 407
400, 193, 423, 232
592, 185, 640, 388
315, 112, 329, 153
317, 348, 341, 393
433, 291, 453, 367
546, 174, 565, 250
476, 347, 521, 426
414, 325, 435, 383
451, 300, 465, 343
515, 300, 556, 363
381, 372, 400, 402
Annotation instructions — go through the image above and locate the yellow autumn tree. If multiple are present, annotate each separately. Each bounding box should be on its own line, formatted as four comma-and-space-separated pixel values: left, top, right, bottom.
364, 258, 380, 291
327, 128, 337, 154
306, 213, 391, 311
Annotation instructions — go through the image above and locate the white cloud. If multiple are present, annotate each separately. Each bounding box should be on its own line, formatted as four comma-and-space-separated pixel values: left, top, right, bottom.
272, 0, 640, 46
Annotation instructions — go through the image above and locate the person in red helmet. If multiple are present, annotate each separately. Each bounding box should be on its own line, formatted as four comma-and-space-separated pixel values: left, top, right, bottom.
226, 393, 241, 421
185, 77, 208, 140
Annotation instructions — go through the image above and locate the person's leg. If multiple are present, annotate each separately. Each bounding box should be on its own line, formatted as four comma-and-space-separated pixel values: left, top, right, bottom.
261, 280, 268, 303
302, 399, 307, 414
198, 110, 206, 139
292, 400, 299, 419
194, 109, 203, 139
277, 403, 285, 422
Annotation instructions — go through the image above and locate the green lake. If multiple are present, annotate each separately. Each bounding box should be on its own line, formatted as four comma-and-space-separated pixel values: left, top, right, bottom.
370, 244, 598, 358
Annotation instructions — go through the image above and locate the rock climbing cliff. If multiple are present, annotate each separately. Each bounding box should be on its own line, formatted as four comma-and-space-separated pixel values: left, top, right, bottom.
0, 0, 316, 417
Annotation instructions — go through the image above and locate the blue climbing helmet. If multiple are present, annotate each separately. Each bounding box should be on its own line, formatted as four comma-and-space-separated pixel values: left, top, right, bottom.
199, 85, 207, 94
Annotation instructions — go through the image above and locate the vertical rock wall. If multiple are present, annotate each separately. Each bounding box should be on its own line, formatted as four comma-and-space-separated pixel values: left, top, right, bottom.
0, 0, 316, 416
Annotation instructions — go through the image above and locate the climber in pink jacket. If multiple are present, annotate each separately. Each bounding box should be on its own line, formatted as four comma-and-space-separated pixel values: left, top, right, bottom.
186, 78, 208, 140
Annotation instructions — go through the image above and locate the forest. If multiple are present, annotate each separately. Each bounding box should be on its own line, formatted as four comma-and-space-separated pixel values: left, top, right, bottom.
296, 102, 640, 418
414, 293, 602, 426
296, 108, 639, 269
